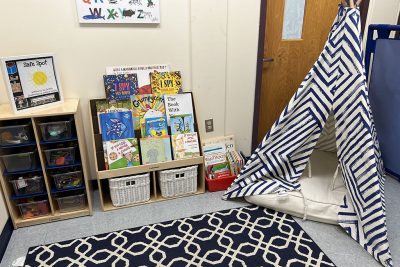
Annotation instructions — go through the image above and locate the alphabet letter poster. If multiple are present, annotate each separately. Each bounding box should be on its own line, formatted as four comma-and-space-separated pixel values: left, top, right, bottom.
75, 0, 160, 24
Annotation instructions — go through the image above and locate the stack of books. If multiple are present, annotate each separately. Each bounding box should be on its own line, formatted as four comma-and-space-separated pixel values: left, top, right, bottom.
202, 135, 245, 179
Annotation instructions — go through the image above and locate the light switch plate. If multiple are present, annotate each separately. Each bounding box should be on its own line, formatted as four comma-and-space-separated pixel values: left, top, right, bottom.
205, 119, 214, 132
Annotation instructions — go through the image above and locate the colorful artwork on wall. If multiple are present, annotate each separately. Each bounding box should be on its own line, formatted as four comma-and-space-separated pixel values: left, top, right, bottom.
75, 0, 160, 24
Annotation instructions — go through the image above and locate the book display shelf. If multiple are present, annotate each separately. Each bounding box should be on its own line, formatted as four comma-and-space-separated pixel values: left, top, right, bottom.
89, 93, 205, 212
0, 99, 93, 229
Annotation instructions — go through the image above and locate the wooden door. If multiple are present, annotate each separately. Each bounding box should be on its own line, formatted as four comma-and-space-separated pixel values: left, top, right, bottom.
256, 0, 340, 143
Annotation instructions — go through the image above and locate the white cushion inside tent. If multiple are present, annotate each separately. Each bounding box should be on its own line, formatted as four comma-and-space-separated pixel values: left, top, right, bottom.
245, 150, 347, 225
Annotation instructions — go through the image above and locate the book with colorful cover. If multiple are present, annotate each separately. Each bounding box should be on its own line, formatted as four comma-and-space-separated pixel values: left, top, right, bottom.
99, 111, 135, 141
131, 94, 166, 131
106, 64, 170, 94
171, 132, 200, 160
140, 136, 172, 164
226, 150, 245, 176
207, 163, 231, 179
103, 74, 139, 101
105, 138, 140, 170
164, 93, 194, 125
145, 116, 168, 137
203, 144, 230, 179
96, 100, 132, 134
150, 71, 183, 95
170, 114, 194, 135
202, 135, 236, 153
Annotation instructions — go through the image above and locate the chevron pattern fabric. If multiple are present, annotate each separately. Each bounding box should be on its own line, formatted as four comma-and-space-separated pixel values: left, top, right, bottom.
223, 7, 392, 267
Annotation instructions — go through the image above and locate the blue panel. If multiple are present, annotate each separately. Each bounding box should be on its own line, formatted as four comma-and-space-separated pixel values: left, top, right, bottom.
369, 39, 400, 176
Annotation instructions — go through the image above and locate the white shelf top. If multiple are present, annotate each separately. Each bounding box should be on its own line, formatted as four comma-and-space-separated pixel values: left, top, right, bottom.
0, 99, 79, 120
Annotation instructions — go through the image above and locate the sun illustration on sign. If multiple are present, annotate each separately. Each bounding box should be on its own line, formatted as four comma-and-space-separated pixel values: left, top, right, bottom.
32, 71, 48, 86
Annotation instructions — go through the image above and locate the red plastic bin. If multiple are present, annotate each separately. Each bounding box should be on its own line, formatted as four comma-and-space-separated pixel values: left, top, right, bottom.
205, 175, 236, 192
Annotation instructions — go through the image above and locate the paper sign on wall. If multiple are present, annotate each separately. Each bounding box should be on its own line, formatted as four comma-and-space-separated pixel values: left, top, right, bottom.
0, 53, 64, 113
75, 0, 160, 24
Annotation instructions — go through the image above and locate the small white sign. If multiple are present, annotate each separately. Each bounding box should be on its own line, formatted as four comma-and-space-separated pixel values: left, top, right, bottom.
75, 0, 160, 24
106, 64, 169, 94
0, 53, 64, 114
16, 58, 59, 98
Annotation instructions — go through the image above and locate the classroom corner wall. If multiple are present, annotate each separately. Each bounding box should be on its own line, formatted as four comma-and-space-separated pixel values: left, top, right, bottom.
0, 0, 261, 190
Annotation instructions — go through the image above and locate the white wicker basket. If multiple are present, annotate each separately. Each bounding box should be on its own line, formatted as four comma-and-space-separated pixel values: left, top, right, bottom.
109, 173, 150, 206
158, 165, 198, 198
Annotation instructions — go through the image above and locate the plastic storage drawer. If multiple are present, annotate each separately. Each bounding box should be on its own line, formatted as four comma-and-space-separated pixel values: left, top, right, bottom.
0, 122, 33, 146
44, 147, 76, 167
52, 171, 83, 190
17, 199, 50, 219
158, 165, 198, 198
10, 176, 45, 196
56, 193, 86, 213
39, 118, 73, 141
0, 151, 37, 172
109, 173, 150, 206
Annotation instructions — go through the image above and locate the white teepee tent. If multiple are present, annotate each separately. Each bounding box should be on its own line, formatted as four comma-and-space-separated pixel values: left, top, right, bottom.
223, 6, 392, 267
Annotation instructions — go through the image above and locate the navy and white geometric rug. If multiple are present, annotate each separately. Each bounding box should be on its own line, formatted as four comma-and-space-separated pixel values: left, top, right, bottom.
25, 206, 335, 267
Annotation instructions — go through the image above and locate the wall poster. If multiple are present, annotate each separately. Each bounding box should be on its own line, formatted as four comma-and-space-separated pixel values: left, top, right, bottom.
1, 54, 64, 113
75, 0, 160, 24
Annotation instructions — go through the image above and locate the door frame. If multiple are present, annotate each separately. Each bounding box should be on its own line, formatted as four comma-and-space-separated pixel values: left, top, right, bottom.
251, 0, 370, 151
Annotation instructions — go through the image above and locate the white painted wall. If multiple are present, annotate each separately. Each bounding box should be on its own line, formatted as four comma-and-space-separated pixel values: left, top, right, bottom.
0, 0, 261, 227
190, 0, 260, 155
0, 189, 8, 231
363, 0, 400, 43
225, 0, 260, 154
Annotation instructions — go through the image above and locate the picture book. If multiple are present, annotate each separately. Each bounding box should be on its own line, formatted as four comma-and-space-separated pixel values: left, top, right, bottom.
131, 94, 166, 131
99, 111, 135, 141
103, 142, 109, 170
226, 150, 245, 176
103, 74, 139, 101
171, 132, 200, 160
145, 116, 168, 137
150, 71, 183, 95
140, 137, 172, 164
202, 135, 236, 153
105, 138, 140, 170
203, 143, 231, 179
207, 163, 231, 179
96, 100, 132, 134
170, 114, 194, 135
203, 144, 227, 167
106, 64, 170, 94
95, 99, 109, 114
164, 93, 194, 125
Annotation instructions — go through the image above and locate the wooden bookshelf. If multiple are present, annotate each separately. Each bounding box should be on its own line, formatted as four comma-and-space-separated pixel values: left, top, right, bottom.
0, 99, 93, 229
89, 93, 205, 212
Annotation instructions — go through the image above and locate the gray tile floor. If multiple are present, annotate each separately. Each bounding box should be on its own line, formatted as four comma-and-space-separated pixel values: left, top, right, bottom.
1, 177, 399, 267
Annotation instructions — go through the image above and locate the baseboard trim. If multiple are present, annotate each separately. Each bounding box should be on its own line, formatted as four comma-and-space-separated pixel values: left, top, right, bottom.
0, 218, 13, 262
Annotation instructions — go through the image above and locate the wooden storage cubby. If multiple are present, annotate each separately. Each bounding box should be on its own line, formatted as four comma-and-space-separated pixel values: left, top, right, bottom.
89, 93, 205, 211
0, 99, 92, 228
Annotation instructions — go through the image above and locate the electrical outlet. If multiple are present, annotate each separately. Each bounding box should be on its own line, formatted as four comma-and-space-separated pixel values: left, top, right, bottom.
205, 119, 214, 132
